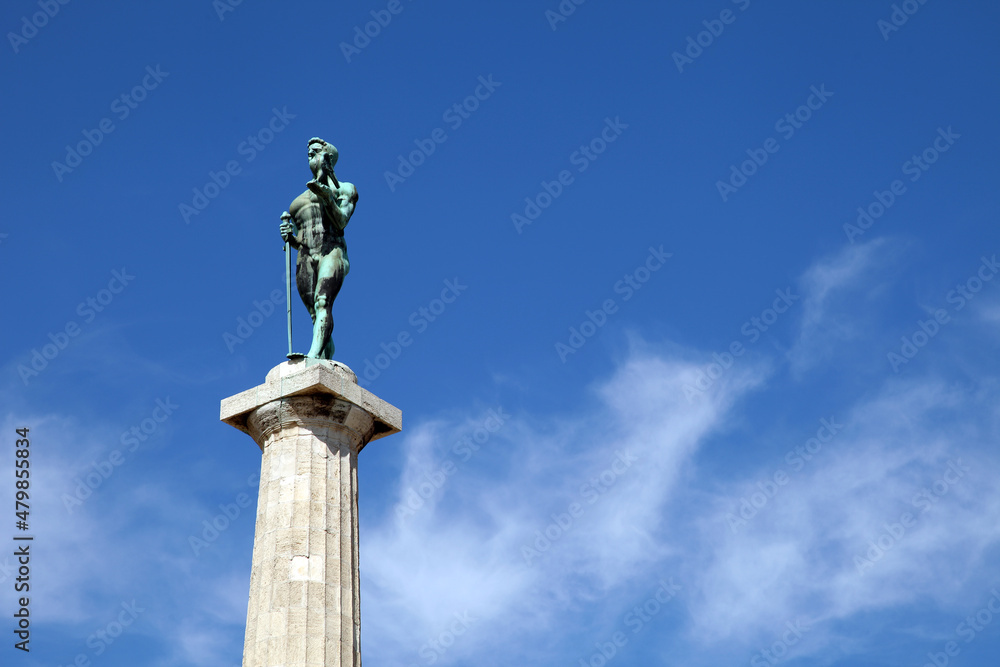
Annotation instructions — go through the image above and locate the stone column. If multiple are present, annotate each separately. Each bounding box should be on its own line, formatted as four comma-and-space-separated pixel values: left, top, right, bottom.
220, 358, 402, 667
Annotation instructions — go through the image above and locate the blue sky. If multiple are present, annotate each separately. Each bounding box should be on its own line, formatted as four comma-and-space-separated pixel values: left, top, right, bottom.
2, 0, 1000, 665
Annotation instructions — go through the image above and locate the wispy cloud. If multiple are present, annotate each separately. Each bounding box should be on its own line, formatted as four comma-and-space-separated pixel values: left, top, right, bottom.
358, 347, 766, 665
354, 347, 1000, 666
7, 244, 1000, 667
685, 377, 1000, 655
788, 238, 909, 375
0, 410, 250, 667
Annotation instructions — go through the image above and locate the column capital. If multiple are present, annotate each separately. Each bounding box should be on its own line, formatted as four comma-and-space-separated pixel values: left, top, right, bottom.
220, 358, 402, 451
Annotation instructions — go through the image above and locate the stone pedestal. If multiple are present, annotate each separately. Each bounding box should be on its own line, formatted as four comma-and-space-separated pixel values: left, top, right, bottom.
221, 358, 401, 667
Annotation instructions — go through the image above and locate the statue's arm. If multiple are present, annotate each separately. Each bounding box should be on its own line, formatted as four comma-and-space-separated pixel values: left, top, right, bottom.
332, 184, 358, 232
307, 180, 357, 231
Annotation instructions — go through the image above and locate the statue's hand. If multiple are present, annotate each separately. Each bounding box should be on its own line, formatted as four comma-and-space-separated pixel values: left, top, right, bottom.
307, 179, 335, 201
279, 212, 295, 244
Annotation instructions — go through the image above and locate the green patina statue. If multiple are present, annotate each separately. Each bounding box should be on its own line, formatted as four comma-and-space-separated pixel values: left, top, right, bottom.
279, 138, 358, 359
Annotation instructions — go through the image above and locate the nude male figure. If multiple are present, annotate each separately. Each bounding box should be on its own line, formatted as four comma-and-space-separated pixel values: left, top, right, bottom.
279, 138, 358, 359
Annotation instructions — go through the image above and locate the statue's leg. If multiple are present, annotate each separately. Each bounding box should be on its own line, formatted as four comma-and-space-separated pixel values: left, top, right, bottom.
306, 251, 345, 359
295, 257, 319, 354
296, 257, 317, 317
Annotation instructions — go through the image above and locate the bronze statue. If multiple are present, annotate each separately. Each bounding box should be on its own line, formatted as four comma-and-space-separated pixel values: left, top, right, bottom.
279, 138, 358, 359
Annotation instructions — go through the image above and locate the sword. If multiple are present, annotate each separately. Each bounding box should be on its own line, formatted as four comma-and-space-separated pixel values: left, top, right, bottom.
280, 212, 301, 359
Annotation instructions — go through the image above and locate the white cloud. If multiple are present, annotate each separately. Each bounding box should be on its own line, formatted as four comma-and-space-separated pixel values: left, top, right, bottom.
0, 409, 254, 667
8, 235, 1000, 667
359, 346, 767, 665
682, 376, 1000, 660
358, 326, 1000, 664
788, 238, 909, 375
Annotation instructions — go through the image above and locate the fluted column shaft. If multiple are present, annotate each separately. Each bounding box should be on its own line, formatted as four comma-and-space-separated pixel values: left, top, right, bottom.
243, 395, 368, 666
221, 359, 401, 667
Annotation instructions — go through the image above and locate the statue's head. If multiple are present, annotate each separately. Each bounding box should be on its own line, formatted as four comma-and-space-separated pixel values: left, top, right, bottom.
308, 138, 338, 178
